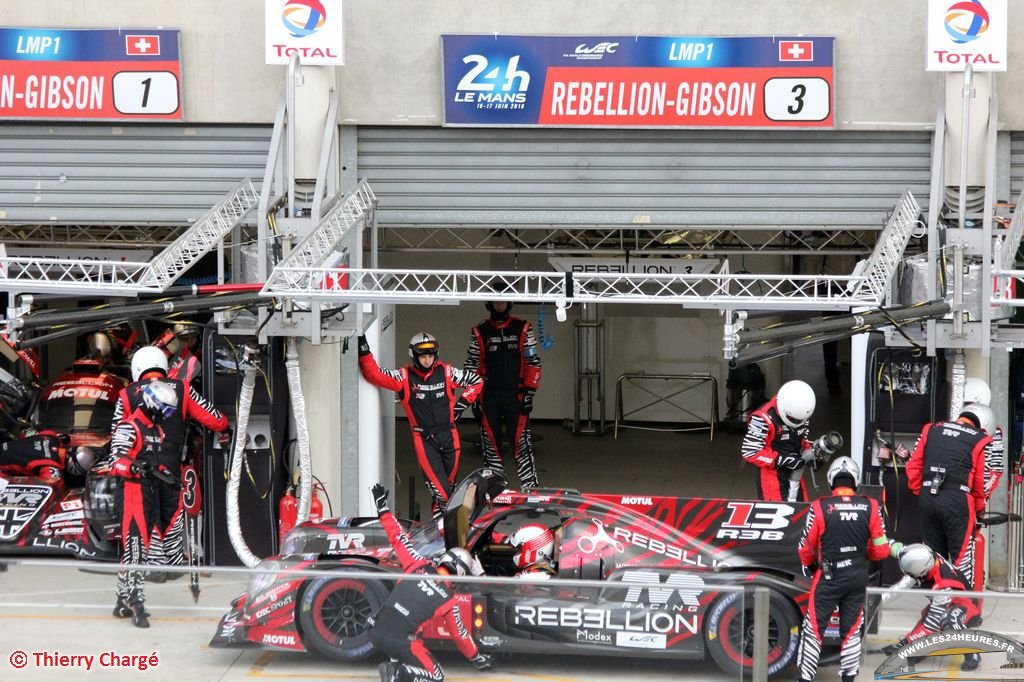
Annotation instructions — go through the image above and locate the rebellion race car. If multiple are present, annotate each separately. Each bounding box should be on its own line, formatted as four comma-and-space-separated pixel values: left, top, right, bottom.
211, 469, 873, 678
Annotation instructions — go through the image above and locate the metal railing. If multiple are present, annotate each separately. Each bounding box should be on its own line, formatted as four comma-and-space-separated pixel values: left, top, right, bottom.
613, 372, 719, 441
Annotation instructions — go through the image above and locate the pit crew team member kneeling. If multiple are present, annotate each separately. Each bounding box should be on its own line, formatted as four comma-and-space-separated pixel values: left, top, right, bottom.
796, 457, 892, 682
367, 483, 493, 682
881, 543, 981, 672
105, 381, 180, 628
742, 379, 818, 501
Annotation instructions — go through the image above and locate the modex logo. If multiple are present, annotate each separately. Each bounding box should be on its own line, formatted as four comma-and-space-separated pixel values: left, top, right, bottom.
875, 628, 1024, 679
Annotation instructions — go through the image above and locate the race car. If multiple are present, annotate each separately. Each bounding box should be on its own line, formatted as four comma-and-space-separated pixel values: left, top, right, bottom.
211, 468, 873, 678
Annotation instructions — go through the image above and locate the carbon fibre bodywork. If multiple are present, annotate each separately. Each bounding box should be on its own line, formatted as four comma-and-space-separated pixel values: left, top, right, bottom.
211, 469, 866, 677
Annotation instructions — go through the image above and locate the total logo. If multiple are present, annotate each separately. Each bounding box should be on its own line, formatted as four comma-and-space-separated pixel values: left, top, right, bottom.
453, 54, 530, 105
282, 0, 327, 38
944, 0, 989, 44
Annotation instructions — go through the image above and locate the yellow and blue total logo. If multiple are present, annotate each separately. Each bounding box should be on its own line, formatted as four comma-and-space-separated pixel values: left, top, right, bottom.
944, 0, 990, 44
282, 0, 327, 38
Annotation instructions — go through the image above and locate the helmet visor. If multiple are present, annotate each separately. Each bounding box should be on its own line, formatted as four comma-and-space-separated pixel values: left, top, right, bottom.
412, 341, 438, 356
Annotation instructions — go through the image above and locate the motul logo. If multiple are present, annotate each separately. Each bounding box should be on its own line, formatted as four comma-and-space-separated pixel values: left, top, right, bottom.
261, 633, 296, 646
46, 386, 111, 401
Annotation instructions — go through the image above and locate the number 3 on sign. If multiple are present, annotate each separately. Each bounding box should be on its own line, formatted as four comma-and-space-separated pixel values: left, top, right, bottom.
764, 77, 830, 122
112, 71, 180, 115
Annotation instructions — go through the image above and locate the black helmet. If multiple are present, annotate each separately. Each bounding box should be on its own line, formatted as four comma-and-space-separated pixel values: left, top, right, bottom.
485, 300, 513, 321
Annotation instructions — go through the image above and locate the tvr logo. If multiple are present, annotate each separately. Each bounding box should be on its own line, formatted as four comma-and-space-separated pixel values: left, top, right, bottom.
454, 54, 530, 104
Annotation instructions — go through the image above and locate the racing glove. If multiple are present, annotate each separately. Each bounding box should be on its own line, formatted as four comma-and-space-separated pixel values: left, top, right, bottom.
217, 428, 233, 447
775, 453, 804, 471
470, 653, 495, 671
801, 562, 818, 578
357, 335, 371, 357
371, 483, 390, 516
975, 510, 986, 527
110, 457, 135, 478
453, 397, 470, 421
888, 540, 905, 558
520, 388, 535, 414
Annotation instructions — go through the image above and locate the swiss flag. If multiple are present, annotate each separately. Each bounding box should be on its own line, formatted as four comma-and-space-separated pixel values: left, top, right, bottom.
126, 35, 161, 56
778, 40, 813, 62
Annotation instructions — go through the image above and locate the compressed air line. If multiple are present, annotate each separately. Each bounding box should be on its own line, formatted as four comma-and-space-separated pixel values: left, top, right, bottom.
226, 363, 259, 568
285, 338, 313, 524
16, 293, 265, 330
736, 301, 951, 346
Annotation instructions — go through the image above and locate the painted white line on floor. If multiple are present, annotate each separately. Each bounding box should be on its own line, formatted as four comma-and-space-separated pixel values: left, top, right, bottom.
0, 601, 228, 612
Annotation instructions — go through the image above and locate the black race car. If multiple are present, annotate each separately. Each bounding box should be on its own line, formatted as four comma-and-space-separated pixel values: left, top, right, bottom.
211, 469, 866, 678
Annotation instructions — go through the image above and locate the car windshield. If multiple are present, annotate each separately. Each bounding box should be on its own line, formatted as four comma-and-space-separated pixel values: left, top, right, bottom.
407, 519, 446, 560
37, 398, 116, 435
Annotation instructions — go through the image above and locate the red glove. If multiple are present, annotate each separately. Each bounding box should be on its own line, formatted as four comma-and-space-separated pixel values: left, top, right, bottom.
217, 429, 233, 447
110, 457, 135, 478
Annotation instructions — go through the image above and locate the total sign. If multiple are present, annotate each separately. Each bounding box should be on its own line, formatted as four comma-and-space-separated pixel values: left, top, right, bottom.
927, 0, 1006, 71
265, 0, 344, 65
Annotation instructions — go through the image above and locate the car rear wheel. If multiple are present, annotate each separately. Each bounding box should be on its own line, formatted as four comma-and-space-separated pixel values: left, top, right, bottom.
705, 590, 801, 679
297, 571, 389, 661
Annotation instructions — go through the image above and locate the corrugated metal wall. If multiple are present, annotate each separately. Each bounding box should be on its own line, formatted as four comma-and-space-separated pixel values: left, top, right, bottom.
357, 127, 933, 228
0, 124, 271, 225
1012, 132, 1024, 201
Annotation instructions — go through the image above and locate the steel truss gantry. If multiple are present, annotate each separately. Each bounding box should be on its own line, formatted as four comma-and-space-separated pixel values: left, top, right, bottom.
262, 190, 920, 314
0, 223, 187, 249
376, 225, 881, 256
0, 179, 259, 296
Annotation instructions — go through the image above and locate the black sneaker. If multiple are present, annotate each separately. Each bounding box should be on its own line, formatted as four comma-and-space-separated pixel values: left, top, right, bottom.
146, 571, 167, 583
112, 597, 133, 619
962, 653, 981, 671
130, 603, 150, 629
882, 638, 909, 656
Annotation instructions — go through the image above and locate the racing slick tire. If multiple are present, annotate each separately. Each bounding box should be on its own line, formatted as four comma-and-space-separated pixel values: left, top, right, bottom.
705, 589, 801, 679
297, 571, 389, 662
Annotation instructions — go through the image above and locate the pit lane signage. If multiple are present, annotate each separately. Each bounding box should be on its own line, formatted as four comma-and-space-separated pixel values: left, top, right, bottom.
442, 35, 834, 128
265, 0, 345, 65
926, 0, 1006, 71
0, 27, 182, 120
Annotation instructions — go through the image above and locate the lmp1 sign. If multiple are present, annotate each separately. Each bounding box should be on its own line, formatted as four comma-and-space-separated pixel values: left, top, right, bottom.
441, 35, 834, 128
0, 27, 182, 120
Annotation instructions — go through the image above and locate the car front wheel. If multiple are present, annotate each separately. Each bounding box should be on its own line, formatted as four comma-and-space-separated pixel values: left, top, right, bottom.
297, 571, 389, 661
704, 589, 801, 679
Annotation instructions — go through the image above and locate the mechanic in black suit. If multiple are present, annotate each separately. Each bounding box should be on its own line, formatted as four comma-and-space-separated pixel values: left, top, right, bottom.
367, 483, 494, 682
795, 457, 892, 682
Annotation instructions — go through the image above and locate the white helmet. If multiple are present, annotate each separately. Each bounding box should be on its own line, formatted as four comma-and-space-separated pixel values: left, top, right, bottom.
826, 456, 861, 489
963, 377, 991, 407
898, 543, 936, 579
131, 346, 169, 382
437, 547, 482, 576
510, 524, 555, 569
776, 380, 816, 428
141, 380, 179, 423
960, 403, 995, 435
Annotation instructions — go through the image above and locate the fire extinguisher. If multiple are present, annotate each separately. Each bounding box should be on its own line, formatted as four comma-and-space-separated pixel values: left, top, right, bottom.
973, 519, 986, 593
278, 486, 298, 546
278, 484, 327, 545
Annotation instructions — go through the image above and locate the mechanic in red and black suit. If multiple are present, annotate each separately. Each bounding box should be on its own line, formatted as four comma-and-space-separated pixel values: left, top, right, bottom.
166, 323, 203, 387
906, 404, 991, 586
358, 333, 482, 521
741, 379, 817, 501
111, 346, 229, 579
796, 457, 892, 682
367, 483, 493, 682
465, 301, 543, 488
881, 543, 982, 671
105, 380, 180, 628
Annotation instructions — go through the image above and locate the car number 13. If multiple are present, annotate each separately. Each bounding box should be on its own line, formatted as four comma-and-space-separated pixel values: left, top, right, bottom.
763, 77, 830, 122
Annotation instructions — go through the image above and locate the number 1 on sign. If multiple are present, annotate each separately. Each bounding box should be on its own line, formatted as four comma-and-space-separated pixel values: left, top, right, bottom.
112, 71, 180, 115
764, 77, 830, 122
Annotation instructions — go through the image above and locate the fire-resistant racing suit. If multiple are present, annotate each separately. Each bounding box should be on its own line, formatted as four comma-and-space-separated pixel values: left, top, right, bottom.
359, 349, 482, 519
465, 314, 542, 487
369, 508, 484, 682
742, 397, 813, 501
907, 419, 989, 585
112, 372, 227, 571
796, 486, 891, 682
109, 408, 165, 609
